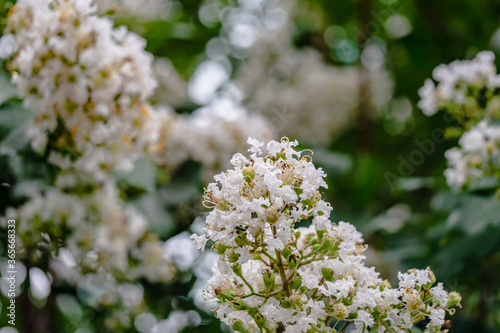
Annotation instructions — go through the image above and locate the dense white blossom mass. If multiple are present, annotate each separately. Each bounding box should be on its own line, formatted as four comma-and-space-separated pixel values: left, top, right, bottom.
3, 0, 162, 182
418, 51, 500, 117
192, 138, 461, 333
445, 120, 500, 187
418, 51, 500, 189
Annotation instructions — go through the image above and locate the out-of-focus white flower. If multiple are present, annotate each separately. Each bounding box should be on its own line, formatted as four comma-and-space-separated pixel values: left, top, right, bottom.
11, 181, 175, 290
154, 101, 274, 181
418, 51, 500, 117
444, 120, 500, 187
5, 0, 161, 183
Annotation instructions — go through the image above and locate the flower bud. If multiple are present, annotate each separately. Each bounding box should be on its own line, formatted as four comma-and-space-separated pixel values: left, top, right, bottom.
235, 232, 248, 246
322, 266, 334, 282
233, 299, 251, 310
232, 263, 242, 277
333, 303, 349, 320
265, 205, 279, 224
423, 267, 436, 289
316, 229, 327, 241
242, 166, 255, 183
289, 275, 302, 290
280, 298, 292, 308
281, 247, 292, 260
215, 241, 230, 255
226, 249, 240, 263
232, 320, 249, 333
379, 279, 392, 290
317, 237, 332, 254
447, 291, 462, 307
263, 269, 276, 292
253, 312, 266, 331
218, 290, 236, 302
287, 254, 298, 269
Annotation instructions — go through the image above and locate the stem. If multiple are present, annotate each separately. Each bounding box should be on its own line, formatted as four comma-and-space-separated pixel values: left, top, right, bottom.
338, 321, 349, 332
275, 249, 291, 297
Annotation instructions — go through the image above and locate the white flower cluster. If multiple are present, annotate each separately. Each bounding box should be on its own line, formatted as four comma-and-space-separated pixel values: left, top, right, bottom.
8, 182, 175, 284
192, 138, 460, 333
418, 51, 500, 117
418, 51, 500, 189
444, 120, 500, 187
5, 181, 175, 324
4, 0, 162, 182
193, 137, 331, 251
156, 103, 273, 181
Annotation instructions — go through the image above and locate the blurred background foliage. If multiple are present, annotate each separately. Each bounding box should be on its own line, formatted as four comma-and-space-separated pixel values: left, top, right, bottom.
0, 0, 499, 332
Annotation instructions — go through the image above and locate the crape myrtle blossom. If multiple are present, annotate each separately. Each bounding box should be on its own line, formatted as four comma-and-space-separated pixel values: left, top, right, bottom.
418, 51, 500, 190
418, 51, 500, 122
444, 120, 500, 187
154, 100, 274, 181
2, 0, 162, 182
4, 181, 175, 329
6, 182, 175, 283
192, 138, 461, 333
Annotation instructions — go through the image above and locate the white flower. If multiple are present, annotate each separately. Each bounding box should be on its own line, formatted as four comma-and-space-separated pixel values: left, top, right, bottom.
190, 234, 208, 251
444, 120, 500, 187
418, 79, 438, 116
431, 283, 449, 305
429, 308, 446, 326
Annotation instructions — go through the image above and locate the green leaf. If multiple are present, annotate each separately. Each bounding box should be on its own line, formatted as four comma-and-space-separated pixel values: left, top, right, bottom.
159, 181, 200, 205
0, 74, 18, 105
132, 192, 175, 238
115, 157, 156, 191
0, 111, 34, 151
0, 103, 33, 142
444, 194, 500, 234
312, 148, 353, 175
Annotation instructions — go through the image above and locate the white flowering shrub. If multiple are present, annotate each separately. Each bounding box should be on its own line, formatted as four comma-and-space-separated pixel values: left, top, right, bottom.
444, 120, 500, 188
4, 0, 163, 183
192, 138, 461, 333
418, 51, 500, 190
418, 51, 500, 122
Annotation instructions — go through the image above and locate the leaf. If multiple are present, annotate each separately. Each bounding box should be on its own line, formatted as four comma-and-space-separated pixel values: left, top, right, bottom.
115, 157, 156, 191
159, 181, 200, 205
443, 194, 500, 234
0, 111, 34, 151
132, 193, 175, 238
312, 148, 353, 175
0, 103, 33, 141
394, 177, 435, 192
0, 73, 18, 105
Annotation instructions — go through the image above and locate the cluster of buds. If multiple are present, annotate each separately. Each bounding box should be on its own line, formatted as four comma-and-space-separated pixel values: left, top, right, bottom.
192, 138, 461, 333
